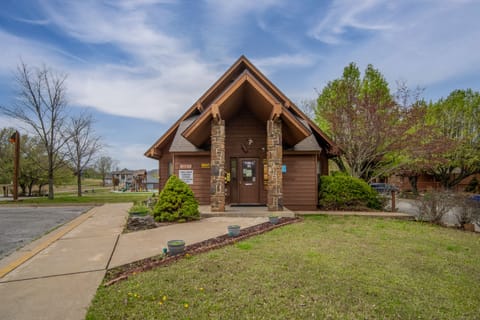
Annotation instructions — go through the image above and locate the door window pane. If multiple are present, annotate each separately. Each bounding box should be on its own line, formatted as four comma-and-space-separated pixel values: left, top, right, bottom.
242, 160, 256, 183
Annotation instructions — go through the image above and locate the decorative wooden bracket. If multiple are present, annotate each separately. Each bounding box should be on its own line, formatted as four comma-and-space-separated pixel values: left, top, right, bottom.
211, 103, 220, 121
270, 102, 282, 120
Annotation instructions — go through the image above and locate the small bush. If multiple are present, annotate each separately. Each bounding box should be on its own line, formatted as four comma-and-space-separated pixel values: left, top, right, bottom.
153, 175, 199, 222
415, 191, 453, 224
128, 202, 151, 216
319, 175, 382, 210
452, 194, 480, 226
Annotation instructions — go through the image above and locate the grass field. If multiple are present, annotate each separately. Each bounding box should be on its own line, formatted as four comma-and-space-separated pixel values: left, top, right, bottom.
0, 188, 152, 205
86, 216, 480, 319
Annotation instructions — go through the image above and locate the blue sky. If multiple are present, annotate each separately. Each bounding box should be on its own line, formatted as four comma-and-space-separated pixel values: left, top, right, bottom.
0, 0, 479, 170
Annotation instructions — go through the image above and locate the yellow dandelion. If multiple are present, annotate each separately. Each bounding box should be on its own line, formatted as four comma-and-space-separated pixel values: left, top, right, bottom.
158, 301, 163, 305
199, 287, 204, 292
162, 295, 167, 301
184, 303, 189, 308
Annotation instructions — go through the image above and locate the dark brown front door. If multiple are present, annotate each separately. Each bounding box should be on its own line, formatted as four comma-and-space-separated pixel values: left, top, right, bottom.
238, 158, 259, 204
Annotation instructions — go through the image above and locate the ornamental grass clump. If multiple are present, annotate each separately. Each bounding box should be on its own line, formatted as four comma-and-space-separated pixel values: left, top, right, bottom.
153, 175, 199, 222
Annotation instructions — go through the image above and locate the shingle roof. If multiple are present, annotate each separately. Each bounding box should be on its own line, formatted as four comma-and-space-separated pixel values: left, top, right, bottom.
169, 116, 204, 152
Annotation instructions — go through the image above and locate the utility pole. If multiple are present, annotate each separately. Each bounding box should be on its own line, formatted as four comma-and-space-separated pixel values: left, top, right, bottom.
9, 131, 20, 201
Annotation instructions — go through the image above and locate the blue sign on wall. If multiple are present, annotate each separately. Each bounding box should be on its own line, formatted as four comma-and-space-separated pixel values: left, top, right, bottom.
282, 164, 287, 173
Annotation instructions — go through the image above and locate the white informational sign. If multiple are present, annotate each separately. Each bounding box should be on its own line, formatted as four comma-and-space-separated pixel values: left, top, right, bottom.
179, 170, 194, 184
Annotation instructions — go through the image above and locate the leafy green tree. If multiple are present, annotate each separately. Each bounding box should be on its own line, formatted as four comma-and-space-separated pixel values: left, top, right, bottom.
18, 135, 49, 196
0, 128, 14, 185
426, 89, 480, 189
316, 63, 421, 181
392, 82, 455, 194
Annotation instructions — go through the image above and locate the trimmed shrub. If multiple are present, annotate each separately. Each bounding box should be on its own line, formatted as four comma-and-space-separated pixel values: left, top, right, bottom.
153, 175, 199, 222
319, 175, 382, 210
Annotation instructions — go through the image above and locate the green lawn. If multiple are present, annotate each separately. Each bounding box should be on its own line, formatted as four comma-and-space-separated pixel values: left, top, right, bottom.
86, 216, 480, 319
1, 189, 152, 205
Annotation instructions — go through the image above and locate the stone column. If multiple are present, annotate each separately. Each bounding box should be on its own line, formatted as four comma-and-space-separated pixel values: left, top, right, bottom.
210, 118, 225, 212
267, 119, 283, 211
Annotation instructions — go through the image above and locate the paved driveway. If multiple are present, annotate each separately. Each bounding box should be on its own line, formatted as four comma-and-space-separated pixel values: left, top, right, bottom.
0, 206, 92, 259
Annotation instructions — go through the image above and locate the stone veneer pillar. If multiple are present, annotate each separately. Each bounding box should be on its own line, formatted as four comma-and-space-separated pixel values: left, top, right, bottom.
267, 119, 283, 211
210, 118, 225, 212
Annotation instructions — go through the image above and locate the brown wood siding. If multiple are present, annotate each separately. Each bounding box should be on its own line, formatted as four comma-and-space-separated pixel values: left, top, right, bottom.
283, 154, 318, 210
173, 155, 211, 205
225, 107, 267, 204
158, 153, 172, 190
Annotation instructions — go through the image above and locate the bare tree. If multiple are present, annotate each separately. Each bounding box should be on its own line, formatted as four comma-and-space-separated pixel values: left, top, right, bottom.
0, 62, 70, 199
65, 113, 102, 196
95, 156, 116, 187
297, 98, 316, 119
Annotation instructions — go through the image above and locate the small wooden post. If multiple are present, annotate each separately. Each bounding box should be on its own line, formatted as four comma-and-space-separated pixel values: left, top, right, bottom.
9, 131, 20, 201
391, 190, 396, 212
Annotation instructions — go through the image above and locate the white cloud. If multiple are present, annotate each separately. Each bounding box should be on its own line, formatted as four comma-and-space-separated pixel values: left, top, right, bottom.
309, 0, 393, 44
306, 0, 480, 98
0, 2, 220, 124
106, 143, 158, 170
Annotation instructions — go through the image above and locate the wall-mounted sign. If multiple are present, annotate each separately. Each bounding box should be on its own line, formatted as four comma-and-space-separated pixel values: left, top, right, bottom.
201, 163, 210, 169
179, 164, 192, 169
179, 170, 193, 184
282, 164, 287, 173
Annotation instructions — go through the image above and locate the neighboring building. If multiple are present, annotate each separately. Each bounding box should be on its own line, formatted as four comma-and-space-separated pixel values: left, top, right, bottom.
146, 169, 159, 191
145, 56, 339, 211
111, 169, 147, 191
104, 174, 113, 186
390, 173, 480, 193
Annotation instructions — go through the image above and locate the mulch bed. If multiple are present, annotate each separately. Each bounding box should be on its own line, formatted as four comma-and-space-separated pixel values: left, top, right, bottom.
104, 217, 301, 287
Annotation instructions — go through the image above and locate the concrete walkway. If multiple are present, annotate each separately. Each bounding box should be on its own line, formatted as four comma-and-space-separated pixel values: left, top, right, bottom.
0, 204, 267, 320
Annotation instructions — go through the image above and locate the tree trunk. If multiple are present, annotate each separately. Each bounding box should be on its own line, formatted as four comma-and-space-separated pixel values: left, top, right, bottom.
332, 157, 347, 174
47, 150, 55, 199
48, 169, 54, 200
77, 171, 82, 197
28, 182, 34, 196
408, 175, 419, 195
19, 183, 26, 196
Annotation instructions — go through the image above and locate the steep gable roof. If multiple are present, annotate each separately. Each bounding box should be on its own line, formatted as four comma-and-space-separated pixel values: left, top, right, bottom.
145, 55, 338, 159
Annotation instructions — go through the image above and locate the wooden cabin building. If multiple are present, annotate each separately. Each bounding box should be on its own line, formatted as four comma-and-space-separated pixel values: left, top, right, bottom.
145, 56, 339, 211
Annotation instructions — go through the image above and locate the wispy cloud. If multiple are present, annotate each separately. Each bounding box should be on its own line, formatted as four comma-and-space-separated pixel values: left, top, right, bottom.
306, 0, 480, 99
251, 53, 317, 74
12, 1, 218, 123
309, 0, 393, 44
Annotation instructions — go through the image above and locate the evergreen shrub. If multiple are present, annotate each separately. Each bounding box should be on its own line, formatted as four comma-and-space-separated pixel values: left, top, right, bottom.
153, 175, 199, 222
319, 175, 382, 210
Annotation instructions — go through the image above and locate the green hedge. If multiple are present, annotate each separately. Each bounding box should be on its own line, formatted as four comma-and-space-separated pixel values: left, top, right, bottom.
319, 175, 382, 210
153, 175, 199, 222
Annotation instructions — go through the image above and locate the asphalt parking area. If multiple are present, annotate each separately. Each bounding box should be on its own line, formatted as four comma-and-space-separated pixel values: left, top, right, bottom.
0, 206, 92, 259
